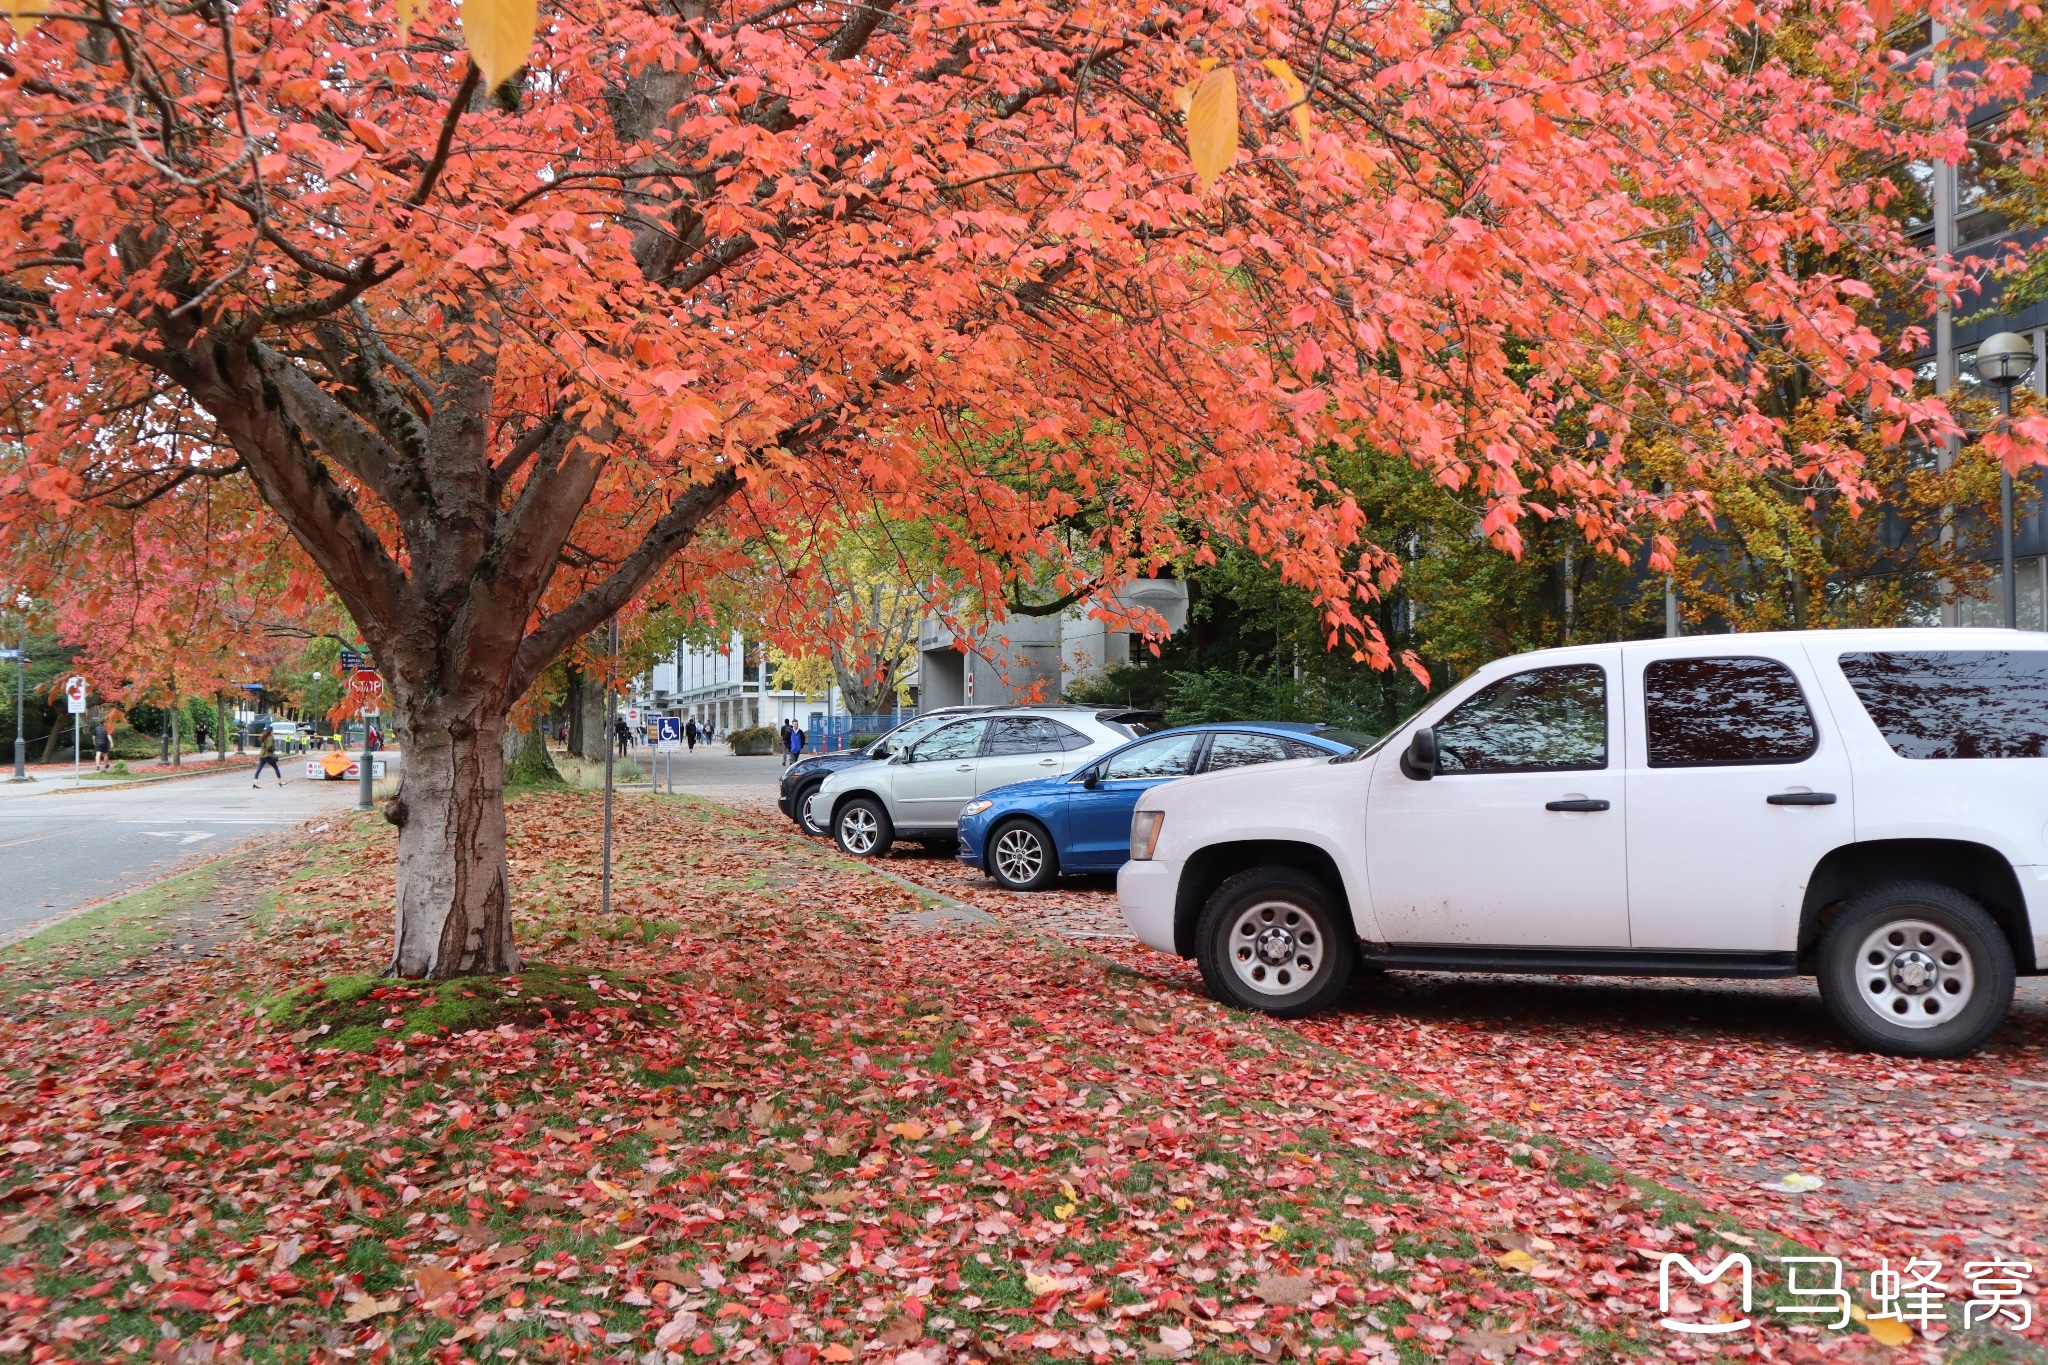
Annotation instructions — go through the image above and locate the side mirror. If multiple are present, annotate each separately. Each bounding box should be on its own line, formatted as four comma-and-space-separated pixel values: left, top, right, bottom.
1399, 726, 1436, 781
892, 750, 911, 764
1081, 769, 1100, 789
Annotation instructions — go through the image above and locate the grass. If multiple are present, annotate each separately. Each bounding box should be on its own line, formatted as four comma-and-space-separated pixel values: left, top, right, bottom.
0, 864, 225, 999
260, 961, 674, 1051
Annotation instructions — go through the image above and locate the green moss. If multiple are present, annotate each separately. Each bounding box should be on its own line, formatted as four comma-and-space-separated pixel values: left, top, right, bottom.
261, 962, 670, 1051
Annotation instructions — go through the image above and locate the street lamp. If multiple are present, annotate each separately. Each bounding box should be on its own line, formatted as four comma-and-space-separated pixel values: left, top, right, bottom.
11, 592, 29, 782
311, 672, 322, 750
1972, 331, 2038, 629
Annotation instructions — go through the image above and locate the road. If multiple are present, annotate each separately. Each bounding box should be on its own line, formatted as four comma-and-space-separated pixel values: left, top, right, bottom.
0, 763, 380, 941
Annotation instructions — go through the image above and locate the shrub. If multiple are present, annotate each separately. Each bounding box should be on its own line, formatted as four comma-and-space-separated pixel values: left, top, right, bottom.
727, 725, 777, 756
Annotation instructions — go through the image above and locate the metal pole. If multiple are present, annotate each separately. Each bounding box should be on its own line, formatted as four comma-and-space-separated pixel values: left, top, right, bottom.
2001, 383, 2018, 629
601, 619, 617, 916
1933, 18, 1962, 624
356, 690, 374, 810
12, 628, 24, 782
72, 711, 79, 784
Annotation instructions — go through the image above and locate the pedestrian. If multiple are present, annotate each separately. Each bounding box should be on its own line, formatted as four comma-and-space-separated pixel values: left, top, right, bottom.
194, 719, 209, 754
253, 726, 283, 786
778, 719, 792, 765
685, 717, 698, 751
367, 723, 382, 752
90, 719, 111, 772
786, 719, 805, 766
614, 715, 632, 757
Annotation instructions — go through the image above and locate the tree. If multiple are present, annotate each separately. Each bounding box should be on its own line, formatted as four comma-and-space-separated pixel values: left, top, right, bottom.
0, 0, 1992, 977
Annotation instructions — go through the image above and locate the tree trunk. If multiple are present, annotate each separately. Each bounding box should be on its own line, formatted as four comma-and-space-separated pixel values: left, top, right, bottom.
387, 710, 519, 978
565, 666, 585, 756
578, 671, 609, 762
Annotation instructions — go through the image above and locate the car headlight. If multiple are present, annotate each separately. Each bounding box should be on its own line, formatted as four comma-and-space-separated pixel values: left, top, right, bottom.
960, 799, 994, 819
1130, 809, 1164, 859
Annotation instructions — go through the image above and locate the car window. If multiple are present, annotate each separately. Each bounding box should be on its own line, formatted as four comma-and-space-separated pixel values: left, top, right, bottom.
1838, 651, 2048, 758
1202, 732, 1294, 772
1281, 738, 1332, 759
1644, 656, 1817, 766
1098, 733, 1204, 780
984, 717, 1087, 755
909, 719, 989, 762
1434, 664, 1607, 774
875, 714, 951, 756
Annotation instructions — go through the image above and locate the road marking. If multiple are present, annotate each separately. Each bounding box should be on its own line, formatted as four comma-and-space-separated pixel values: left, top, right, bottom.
141, 832, 218, 844
0, 833, 47, 849
116, 818, 295, 826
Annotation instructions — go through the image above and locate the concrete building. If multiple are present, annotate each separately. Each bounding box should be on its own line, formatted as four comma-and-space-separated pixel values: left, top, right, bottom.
641, 632, 817, 732
917, 579, 1189, 710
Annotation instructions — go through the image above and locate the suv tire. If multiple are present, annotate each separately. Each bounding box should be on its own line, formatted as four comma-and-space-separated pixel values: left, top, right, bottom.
1817, 881, 2014, 1058
793, 781, 828, 837
834, 797, 893, 859
1195, 867, 1355, 1018
988, 819, 1058, 892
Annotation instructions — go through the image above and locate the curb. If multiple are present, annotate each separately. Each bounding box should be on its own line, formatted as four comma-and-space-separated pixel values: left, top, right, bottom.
39, 760, 259, 795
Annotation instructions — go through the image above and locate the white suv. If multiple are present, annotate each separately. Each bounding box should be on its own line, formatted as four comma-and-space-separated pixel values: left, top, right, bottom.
813, 707, 1156, 858
1118, 629, 2048, 1056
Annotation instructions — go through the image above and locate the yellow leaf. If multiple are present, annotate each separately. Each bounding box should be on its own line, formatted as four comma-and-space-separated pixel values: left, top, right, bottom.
2, 0, 37, 38
461, 0, 534, 92
1171, 57, 1220, 114
1493, 1250, 1537, 1272
1260, 57, 1313, 150
395, 0, 426, 39
886, 1121, 928, 1141
1186, 66, 1238, 191
1053, 1203, 1077, 1219
1024, 1273, 1064, 1296
1864, 1316, 1914, 1346
1171, 1196, 1192, 1211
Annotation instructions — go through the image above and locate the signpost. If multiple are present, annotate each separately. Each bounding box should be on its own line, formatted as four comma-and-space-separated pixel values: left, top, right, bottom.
66, 677, 86, 782
654, 715, 683, 794
350, 670, 383, 810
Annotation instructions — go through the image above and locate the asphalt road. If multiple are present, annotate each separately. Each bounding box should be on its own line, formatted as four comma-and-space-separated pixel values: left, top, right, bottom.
0, 763, 377, 942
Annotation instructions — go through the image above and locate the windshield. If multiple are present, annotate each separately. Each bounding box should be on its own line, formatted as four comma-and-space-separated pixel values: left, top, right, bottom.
872, 713, 955, 756
1314, 727, 1379, 752
1333, 708, 1428, 763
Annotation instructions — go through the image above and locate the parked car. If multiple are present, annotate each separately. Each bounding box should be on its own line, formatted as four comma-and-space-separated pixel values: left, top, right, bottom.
777, 707, 995, 835
809, 706, 1163, 857
956, 722, 1371, 890
1119, 629, 2048, 1057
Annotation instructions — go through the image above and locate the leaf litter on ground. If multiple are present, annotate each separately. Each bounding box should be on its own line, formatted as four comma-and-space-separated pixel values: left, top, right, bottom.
1, 788, 2031, 1364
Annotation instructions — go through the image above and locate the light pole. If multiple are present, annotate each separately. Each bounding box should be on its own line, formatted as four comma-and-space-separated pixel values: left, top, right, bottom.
10, 592, 28, 781
1973, 332, 2037, 629
310, 672, 322, 749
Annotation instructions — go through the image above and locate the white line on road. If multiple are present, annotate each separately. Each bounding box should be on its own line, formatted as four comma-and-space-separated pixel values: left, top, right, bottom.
0, 833, 48, 849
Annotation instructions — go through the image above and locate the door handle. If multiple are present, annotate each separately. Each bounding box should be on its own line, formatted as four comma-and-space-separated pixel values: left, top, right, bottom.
1545, 798, 1610, 812
955, 764, 975, 772
1038, 758, 1059, 765
1767, 792, 1837, 806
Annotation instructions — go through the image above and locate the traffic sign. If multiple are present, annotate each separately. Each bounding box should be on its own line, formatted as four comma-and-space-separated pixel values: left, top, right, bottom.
350, 669, 383, 700
654, 716, 683, 752
65, 676, 87, 714
0, 649, 18, 662
306, 757, 387, 781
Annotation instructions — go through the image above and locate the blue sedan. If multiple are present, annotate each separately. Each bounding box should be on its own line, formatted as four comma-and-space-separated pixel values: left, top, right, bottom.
955, 722, 1370, 890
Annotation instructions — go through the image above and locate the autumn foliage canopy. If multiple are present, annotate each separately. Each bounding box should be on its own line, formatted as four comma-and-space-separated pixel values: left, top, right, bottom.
0, 0, 2012, 970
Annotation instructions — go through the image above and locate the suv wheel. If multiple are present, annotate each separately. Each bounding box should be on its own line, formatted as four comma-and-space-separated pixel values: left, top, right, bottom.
794, 781, 829, 836
988, 819, 1058, 892
834, 797, 893, 859
1195, 867, 1354, 1018
1818, 881, 2014, 1058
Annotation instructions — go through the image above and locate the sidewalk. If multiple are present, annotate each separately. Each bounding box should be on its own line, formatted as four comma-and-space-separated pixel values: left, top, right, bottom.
0, 755, 257, 798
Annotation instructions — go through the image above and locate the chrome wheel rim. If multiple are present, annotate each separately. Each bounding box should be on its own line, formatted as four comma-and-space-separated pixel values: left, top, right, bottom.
1855, 917, 1974, 1029
993, 827, 1045, 885
1228, 899, 1324, 997
799, 789, 827, 835
839, 806, 880, 854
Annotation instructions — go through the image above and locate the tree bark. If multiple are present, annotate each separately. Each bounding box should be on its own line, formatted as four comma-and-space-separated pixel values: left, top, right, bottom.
578, 668, 609, 763
388, 707, 519, 978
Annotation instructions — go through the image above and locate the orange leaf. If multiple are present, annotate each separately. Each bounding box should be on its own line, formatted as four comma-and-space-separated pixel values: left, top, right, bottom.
1187, 67, 1238, 191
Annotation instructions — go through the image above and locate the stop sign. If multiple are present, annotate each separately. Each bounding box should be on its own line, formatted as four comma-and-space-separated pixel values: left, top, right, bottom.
350, 669, 383, 699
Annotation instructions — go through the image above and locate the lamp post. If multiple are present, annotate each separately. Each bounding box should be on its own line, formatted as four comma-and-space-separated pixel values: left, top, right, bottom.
10, 592, 28, 782
310, 672, 322, 749
1972, 332, 2037, 630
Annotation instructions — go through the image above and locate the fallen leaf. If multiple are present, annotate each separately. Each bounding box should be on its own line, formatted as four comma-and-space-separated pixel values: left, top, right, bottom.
0, 1220, 38, 1246
343, 1293, 402, 1323
886, 1121, 928, 1141
1493, 1250, 1537, 1273
1254, 1274, 1313, 1306
1865, 1316, 1914, 1346
1024, 1272, 1064, 1296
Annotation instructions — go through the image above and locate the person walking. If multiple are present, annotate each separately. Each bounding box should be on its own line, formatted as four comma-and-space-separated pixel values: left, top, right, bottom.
253, 726, 283, 786
778, 719, 792, 766
90, 719, 111, 772
685, 717, 698, 751
614, 715, 632, 757
785, 719, 805, 767
194, 719, 209, 755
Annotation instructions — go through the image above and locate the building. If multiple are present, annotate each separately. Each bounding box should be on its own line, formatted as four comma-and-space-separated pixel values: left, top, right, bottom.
916, 579, 1189, 710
